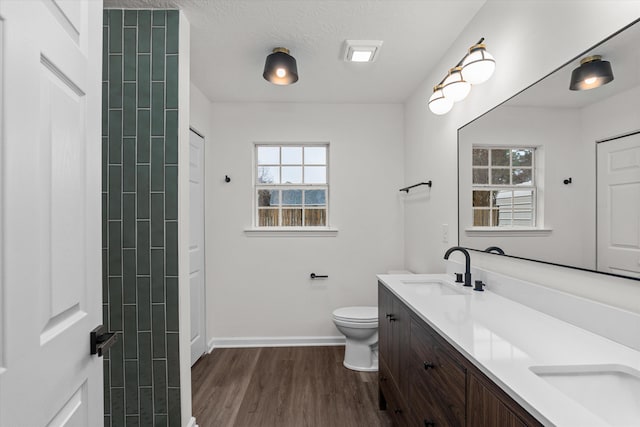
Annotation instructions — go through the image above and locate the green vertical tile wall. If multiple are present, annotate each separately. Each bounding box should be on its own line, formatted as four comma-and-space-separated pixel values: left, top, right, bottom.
103, 9, 180, 427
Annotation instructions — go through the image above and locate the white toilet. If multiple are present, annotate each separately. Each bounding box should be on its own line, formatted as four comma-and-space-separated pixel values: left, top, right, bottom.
332, 306, 378, 372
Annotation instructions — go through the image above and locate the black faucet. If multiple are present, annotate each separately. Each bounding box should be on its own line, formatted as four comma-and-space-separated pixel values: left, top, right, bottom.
484, 246, 505, 255
444, 246, 472, 287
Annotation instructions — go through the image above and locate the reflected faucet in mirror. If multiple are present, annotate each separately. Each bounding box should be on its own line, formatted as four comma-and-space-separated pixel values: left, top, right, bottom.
484, 246, 505, 255
444, 246, 472, 287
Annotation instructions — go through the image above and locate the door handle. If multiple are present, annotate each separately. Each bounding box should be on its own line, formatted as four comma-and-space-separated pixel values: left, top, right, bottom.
90, 325, 117, 357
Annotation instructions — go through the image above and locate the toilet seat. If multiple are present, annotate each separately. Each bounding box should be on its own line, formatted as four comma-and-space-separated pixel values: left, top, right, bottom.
332, 306, 378, 323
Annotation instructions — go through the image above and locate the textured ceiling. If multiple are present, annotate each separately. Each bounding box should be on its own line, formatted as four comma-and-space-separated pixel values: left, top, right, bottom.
104, 0, 487, 103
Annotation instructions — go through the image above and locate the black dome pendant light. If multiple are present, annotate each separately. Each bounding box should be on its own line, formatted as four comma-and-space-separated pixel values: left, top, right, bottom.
263, 47, 299, 85
569, 55, 614, 91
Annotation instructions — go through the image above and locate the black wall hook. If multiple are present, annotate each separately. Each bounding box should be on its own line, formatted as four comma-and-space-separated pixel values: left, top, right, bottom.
563, 177, 572, 185
225, 175, 231, 183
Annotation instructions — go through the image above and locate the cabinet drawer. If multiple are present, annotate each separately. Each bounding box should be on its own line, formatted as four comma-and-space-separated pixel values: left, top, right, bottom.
410, 319, 466, 427
410, 319, 466, 388
380, 358, 411, 426
410, 318, 464, 366
467, 372, 543, 427
409, 364, 465, 427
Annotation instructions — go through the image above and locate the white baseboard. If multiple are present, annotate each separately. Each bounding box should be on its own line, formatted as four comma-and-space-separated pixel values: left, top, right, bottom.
184, 416, 197, 427
207, 336, 346, 353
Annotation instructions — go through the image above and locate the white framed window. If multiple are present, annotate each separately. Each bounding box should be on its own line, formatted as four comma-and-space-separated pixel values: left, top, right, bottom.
471, 146, 536, 227
254, 144, 329, 228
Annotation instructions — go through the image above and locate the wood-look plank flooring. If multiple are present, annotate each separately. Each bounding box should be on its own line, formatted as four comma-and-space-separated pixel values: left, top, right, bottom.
192, 346, 392, 427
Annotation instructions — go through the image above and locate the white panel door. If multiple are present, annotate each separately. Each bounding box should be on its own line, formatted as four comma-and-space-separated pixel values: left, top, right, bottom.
597, 132, 640, 277
189, 130, 206, 365
0, 1, 103, 426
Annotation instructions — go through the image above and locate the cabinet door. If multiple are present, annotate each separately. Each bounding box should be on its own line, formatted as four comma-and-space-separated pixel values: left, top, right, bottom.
379, 284, 413, 423
378, 284, 411, 397
410, 319, 466, 427
391, 297, 411, 397
467, 373, 542, 427
378, 283, 393, 365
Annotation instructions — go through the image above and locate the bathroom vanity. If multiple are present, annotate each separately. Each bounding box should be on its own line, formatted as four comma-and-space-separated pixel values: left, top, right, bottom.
377, 274, 640, 426
378, 282, 540, 427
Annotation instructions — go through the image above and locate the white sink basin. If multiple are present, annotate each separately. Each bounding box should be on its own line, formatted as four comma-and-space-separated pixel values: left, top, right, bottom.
400, 279, 465, 296
530, 364, 640, 426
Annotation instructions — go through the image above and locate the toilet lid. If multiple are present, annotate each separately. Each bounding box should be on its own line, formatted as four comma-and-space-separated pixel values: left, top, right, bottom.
332, 306, 378, 323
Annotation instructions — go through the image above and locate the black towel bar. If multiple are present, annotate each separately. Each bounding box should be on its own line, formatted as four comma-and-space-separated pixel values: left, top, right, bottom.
399, 181, 432, 193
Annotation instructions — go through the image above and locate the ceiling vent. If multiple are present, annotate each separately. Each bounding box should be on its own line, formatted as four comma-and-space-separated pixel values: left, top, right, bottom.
343, 40, 383, 63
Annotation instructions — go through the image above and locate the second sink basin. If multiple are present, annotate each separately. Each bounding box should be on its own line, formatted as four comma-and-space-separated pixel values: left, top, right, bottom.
400, 279, 465, 296
530, 364, 640, 426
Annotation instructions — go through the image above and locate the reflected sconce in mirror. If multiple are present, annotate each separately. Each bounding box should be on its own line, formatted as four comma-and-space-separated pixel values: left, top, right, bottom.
428, 38, 496, 115
569, 55, 613, 91
263, 47, 299, 85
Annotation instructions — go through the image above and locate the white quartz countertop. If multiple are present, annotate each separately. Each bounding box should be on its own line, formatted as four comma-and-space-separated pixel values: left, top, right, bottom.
377, 274, 640, 427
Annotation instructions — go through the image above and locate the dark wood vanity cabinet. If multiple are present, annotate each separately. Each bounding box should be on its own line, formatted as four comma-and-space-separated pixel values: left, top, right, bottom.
378, 285, 411, 425
378, 282, 543, 427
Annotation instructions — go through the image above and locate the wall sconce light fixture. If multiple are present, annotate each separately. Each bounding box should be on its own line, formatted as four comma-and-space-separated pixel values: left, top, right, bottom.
428, 38, 495, 115
569, 55, 613, 91
442, 66, 471, 102
263, 47, 299, 85
428, 84, 454, 115
461, 42, 496, 84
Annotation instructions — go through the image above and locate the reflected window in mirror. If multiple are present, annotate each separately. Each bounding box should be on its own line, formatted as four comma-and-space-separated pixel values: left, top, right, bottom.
471, 147, 536, 227
457, 18, 640, 280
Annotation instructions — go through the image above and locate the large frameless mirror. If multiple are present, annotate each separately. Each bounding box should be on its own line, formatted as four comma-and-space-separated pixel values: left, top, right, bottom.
458, 19, 640, 280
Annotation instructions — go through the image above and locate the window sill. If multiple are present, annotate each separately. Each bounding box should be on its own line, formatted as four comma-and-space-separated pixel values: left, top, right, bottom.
464, 227, 552, 237
244, 228, 339, 237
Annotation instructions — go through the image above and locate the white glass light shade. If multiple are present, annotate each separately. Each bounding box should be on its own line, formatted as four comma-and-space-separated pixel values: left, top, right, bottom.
442, 67, 471, 102
428, 85, 453, 115
462, 45, 495, 85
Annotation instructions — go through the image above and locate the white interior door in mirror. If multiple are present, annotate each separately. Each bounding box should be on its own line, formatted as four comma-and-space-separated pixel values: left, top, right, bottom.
597, 132, 640, 278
